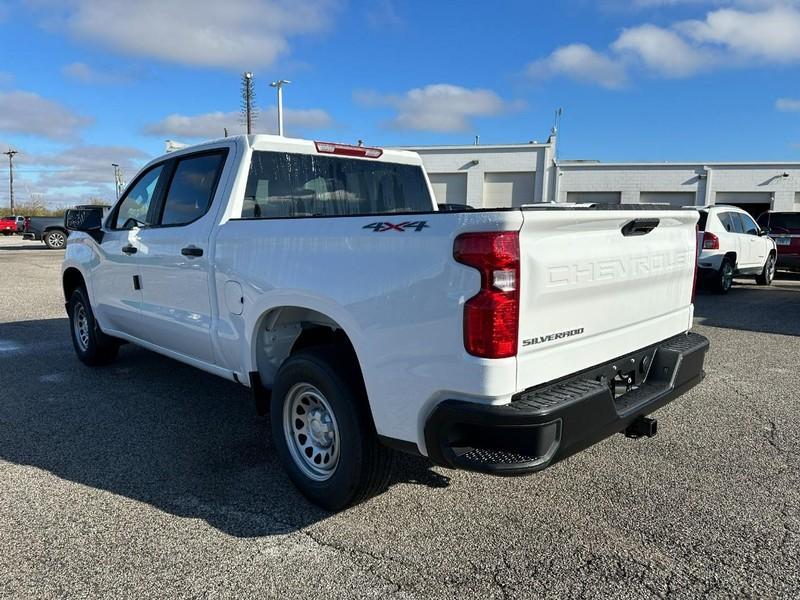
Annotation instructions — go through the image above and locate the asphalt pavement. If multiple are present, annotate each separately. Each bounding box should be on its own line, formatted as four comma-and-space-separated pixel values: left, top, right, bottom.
0, 235, 798, 599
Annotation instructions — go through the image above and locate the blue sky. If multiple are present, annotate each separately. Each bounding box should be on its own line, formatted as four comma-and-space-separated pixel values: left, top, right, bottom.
2, 0, 800, 206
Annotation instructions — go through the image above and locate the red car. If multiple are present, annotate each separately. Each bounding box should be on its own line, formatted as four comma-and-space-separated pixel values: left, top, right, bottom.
757, 211, 800, 271
0, 216, 17, 236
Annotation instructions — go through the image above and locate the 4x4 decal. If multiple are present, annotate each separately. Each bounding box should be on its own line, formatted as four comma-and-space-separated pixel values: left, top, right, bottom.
363, 221, 429, 232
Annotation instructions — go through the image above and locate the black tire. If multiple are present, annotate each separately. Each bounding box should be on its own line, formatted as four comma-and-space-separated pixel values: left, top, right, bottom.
756, 252, 776, 286
713, 257, 734, 294
68, 288, 119, 366
271, 346, 394, 511
44, 229, 67, 249
2, 231, 11, 236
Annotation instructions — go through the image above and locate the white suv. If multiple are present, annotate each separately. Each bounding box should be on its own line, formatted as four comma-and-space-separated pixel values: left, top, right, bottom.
696, 205, 777, 293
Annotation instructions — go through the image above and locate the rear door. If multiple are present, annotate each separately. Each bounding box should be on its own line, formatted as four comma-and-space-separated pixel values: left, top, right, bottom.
134, 148, 230, 364
716, 211, 745, 266
515, 208, 698, 391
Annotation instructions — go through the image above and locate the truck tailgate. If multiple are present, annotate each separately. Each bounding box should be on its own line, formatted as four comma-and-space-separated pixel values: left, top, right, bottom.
516, 208, 698, 392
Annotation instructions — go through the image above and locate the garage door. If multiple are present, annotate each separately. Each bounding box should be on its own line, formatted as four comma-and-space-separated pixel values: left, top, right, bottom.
566, 191, 621, 204
428, 173, 467, 206
715, 192, 772, 219
483, 172, 535, 208
639, 192, 696, 206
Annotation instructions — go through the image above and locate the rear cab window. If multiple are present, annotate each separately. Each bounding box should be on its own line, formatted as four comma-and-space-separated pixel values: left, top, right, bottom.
241, 151, 432, 218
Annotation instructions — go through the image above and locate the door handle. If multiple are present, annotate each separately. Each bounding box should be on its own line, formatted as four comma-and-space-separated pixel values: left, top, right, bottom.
121, 244, 137, 255
181, 246, 204, 257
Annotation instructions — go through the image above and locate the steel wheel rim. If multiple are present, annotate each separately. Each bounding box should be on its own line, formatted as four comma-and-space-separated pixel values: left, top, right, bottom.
283, 383, 340, 481
50, 232, 65, 247
74, 303, 90, 351
767, 256, 775, 282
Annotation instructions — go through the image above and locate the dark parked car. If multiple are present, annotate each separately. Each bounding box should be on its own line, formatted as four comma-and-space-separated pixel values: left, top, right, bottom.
25, 216, 70, 249
757, 211, 800, 271
25, 205, 110, 249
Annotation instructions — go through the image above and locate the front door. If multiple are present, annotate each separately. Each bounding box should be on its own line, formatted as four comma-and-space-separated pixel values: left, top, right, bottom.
92, 163, 165, 338
134, 149, 229, 364
738, 212, 766, 271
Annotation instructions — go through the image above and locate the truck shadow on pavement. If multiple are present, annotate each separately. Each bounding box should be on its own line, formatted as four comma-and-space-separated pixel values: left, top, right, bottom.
693, 273, 800, 336
0, 318, 450, 537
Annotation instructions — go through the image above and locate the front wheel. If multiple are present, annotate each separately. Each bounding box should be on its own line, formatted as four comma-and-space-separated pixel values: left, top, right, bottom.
68, 288, 119, 366
756, 253, 776, 286
271, 347, 394, 511
44, 229, 67, 249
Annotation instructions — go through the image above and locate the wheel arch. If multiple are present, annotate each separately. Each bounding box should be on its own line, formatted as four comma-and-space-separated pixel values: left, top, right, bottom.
723, 251, 737, 267
62, 267, 86, 302
249, 300, 368, 393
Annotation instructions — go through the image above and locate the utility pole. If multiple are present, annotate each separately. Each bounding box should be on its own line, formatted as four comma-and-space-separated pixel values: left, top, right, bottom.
270, 79, 291, 136
242, 72, 256, 134
4, 149, 17, 212
111, 163, 123, 200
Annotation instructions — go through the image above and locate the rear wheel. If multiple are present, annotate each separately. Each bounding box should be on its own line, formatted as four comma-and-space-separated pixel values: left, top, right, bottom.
68, 288, 119, 366
44, 229, 67, 249
271, 346, 394, 510
713, 258, 734, 294
756, 253, 776, 286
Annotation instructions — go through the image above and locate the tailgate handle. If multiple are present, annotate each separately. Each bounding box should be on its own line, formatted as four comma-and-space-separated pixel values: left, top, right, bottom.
621, 218, 660, 237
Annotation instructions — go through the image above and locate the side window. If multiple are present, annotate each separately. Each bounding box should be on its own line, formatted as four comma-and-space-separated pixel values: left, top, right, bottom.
159, 152, 226, 226
717, 212, 734, 233
112, 164, 164, 229
728, 212, 745, 234
739, 212, 759, 235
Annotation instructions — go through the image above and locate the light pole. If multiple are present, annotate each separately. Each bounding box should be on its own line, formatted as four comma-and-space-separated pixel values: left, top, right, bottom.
270, 79, 291, 136
3, 149, 17, 213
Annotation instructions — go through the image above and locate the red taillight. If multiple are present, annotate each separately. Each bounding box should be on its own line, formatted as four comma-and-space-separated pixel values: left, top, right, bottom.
702, 231, 719, 250
691, 225, 699, 303
454, 231, 520, 359
314, 141, 383, 159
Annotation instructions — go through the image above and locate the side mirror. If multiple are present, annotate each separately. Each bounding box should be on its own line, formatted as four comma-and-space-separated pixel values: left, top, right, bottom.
758, 228, 768, 236
65, 207, 104, 242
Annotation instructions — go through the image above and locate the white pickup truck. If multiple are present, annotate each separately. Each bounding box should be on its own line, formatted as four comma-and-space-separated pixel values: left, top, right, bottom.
62, 135, 709, 510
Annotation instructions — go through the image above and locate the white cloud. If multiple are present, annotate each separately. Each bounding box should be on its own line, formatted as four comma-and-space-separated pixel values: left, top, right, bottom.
776, 97, 800, 111
526, 44, 627, 89
0, 90, 93, 140
61, 61, 132, 84
528, 5, 800, 86
53, 0, 337, 69
3, 144, 150, 207
143, 107, 333, 139
366, 0, 404, 29
612, 24, 712, 76
355, 84, 519, 133
681, 6, 800, 62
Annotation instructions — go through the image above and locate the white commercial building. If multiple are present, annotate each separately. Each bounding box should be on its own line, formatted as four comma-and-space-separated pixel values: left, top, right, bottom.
407, 133, 800, 216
